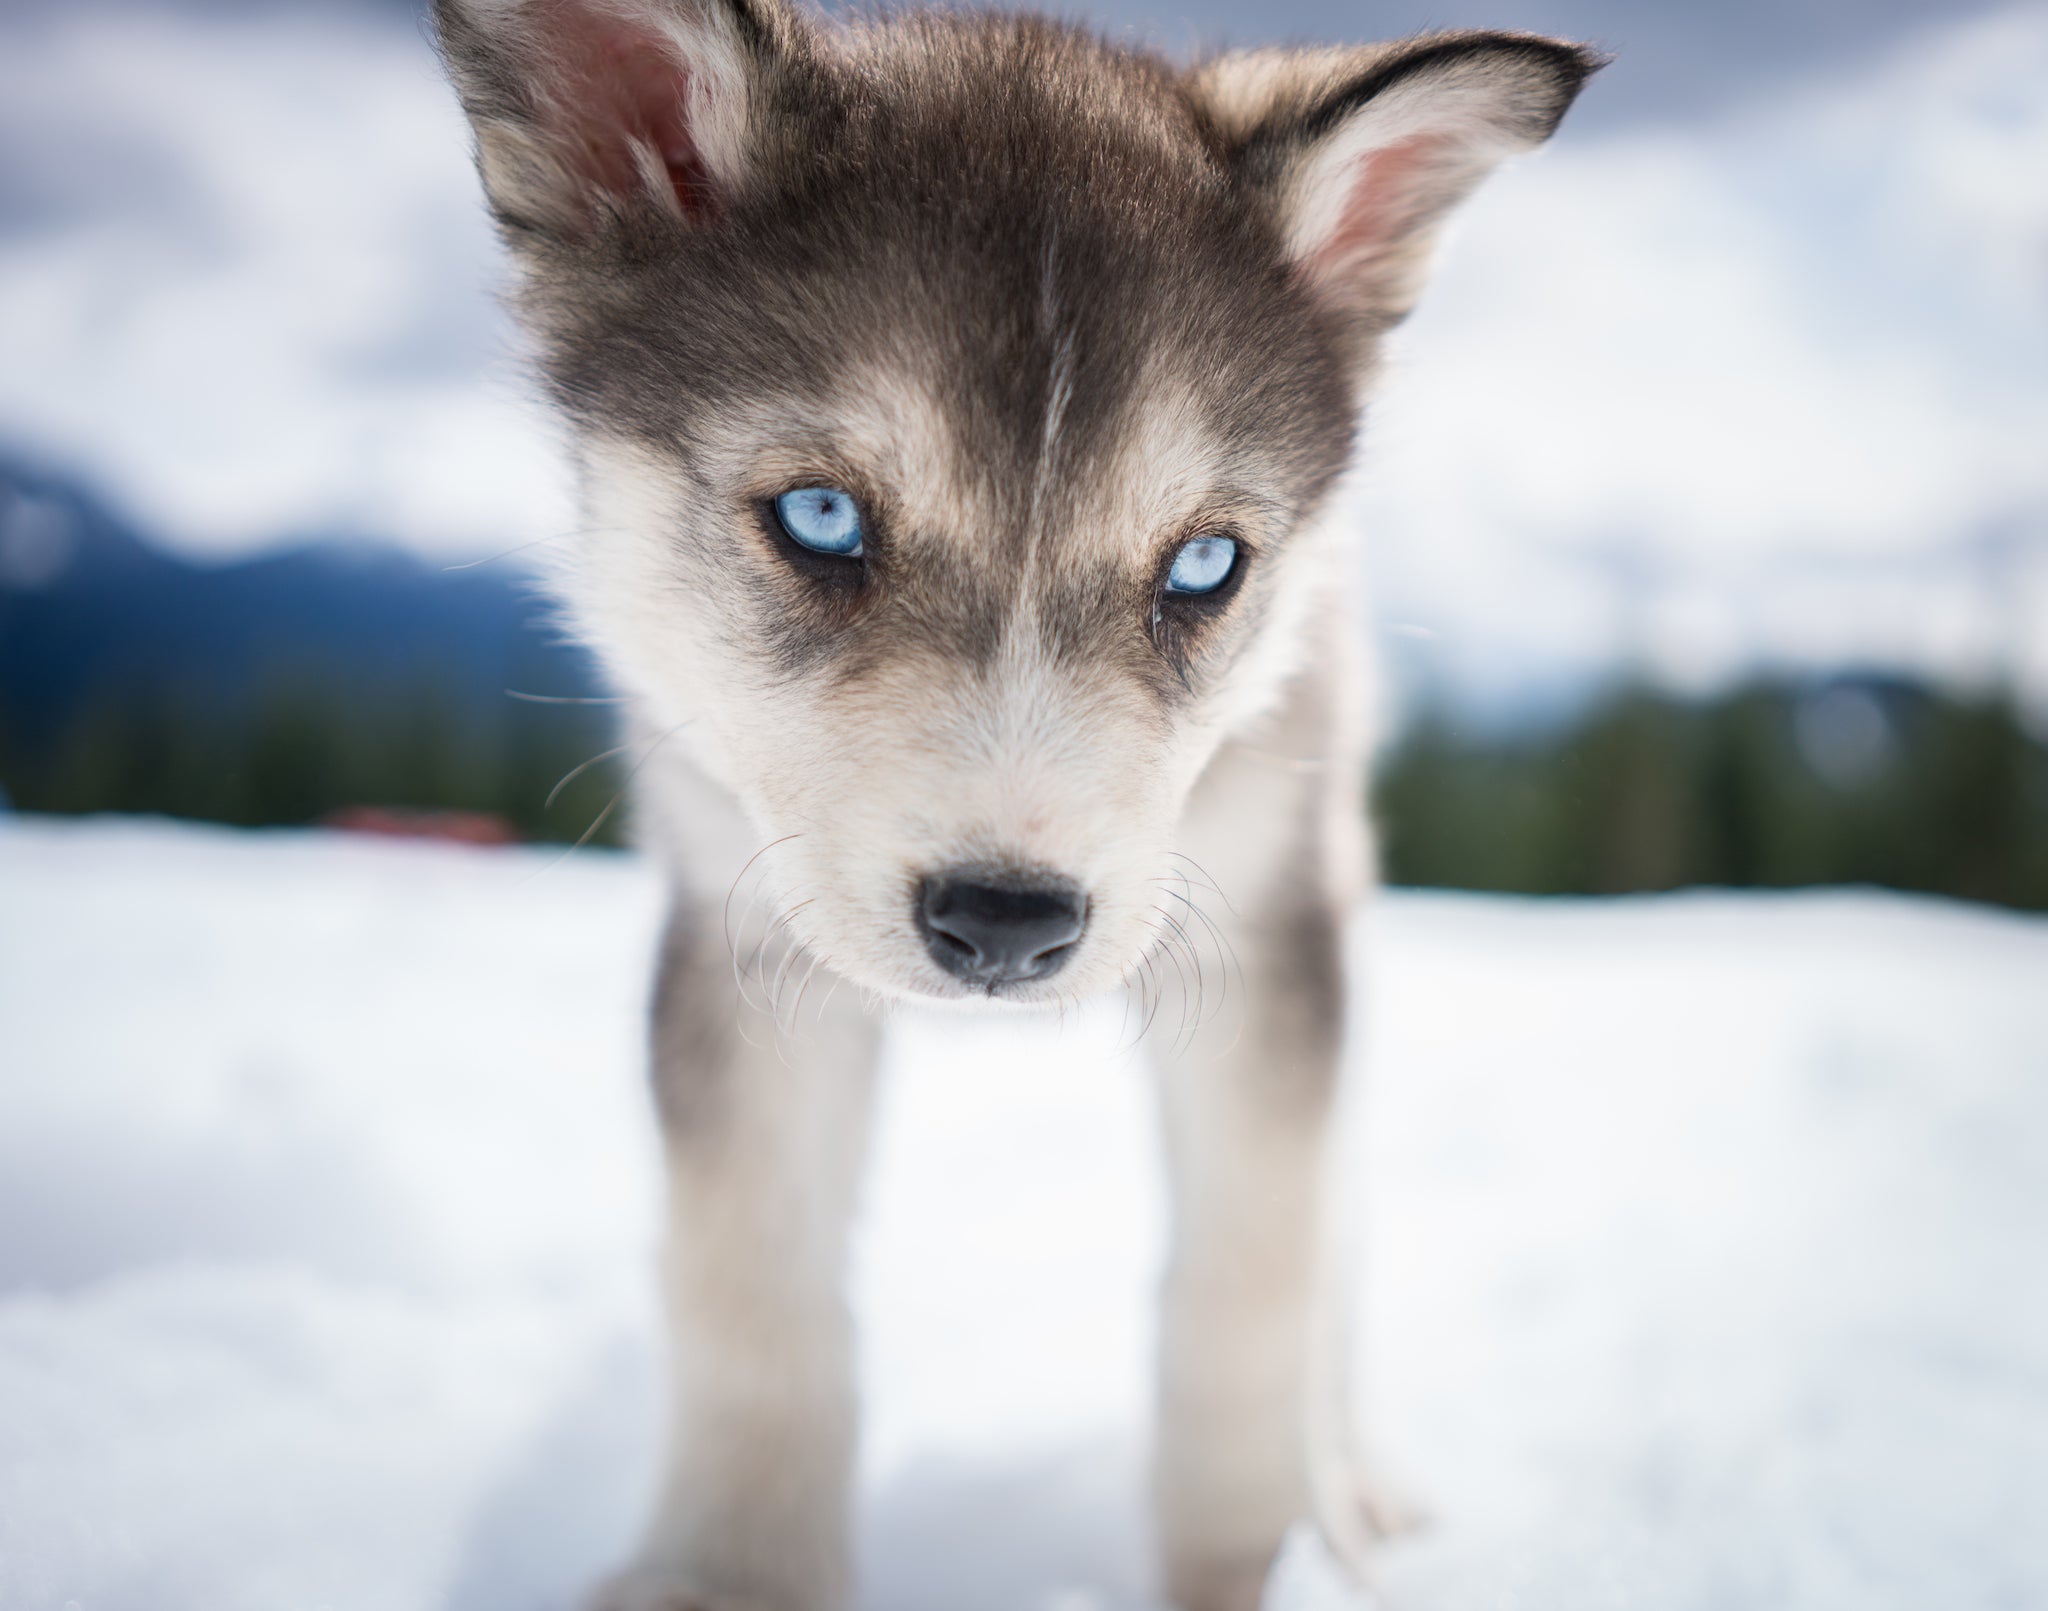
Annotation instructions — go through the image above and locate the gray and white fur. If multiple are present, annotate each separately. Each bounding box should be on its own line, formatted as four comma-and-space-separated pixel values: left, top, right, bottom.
433, 4, 1594, 1607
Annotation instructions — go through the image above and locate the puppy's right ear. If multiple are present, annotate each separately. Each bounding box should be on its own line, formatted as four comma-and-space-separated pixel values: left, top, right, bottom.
434, 0, 801, 242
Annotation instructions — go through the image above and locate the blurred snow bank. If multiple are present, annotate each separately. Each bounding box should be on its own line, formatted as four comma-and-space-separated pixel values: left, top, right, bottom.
1, 817, 2044, 1610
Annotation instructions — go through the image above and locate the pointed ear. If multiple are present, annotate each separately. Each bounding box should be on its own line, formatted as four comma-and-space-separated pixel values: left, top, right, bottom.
1196, 33, 1599, 331
434, 0, 802, 242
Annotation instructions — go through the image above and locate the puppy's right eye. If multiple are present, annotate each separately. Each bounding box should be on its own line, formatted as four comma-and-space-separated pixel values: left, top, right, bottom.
774, 487, 865, 557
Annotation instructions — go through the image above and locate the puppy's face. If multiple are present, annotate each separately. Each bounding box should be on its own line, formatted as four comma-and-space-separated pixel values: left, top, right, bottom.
572, 327, 1346, 1005
438, 0, 1592, 1002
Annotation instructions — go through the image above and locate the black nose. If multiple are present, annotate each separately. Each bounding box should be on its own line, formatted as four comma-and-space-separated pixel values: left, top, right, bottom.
918, 870, 1087, 987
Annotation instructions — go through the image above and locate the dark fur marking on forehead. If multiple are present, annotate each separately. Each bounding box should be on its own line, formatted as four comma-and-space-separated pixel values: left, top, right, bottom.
529, 14, 1357, 496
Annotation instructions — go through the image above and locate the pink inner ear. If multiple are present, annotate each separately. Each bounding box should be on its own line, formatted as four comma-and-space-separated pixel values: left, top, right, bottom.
543, 7, 716, 221
1304, 132, 1443, 291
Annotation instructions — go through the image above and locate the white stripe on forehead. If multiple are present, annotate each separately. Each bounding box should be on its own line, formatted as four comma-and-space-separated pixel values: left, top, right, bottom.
1029, 229, 1078, 554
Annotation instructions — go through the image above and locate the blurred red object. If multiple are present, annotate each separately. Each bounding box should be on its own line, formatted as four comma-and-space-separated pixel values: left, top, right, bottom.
321, 807, 521, 846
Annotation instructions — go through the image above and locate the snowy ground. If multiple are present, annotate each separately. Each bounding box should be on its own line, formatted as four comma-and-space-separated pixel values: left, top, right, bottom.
1, 816, 2044, 1611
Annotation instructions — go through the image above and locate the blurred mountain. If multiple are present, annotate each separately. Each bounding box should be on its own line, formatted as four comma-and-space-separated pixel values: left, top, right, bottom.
4, 448, 2042, 899
0, 452, 601, 756
0, 450, 624, 841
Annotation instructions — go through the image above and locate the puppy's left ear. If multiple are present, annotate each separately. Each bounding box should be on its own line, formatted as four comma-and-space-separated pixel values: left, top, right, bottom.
1196, 33, 1600, 335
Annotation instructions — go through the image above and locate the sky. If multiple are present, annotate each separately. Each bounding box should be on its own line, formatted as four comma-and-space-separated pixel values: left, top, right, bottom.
1, 0, 2044, 719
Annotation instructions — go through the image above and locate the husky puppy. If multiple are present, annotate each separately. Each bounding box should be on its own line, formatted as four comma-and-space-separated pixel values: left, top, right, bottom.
435, 3, 1591, 1606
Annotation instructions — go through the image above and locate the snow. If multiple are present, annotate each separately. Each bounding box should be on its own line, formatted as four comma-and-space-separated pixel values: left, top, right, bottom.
1, 815, 2044, 1610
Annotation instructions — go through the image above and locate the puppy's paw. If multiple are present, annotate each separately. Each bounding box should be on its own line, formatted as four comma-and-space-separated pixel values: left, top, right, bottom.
588, 1541, 844, 1611
584, 1569, 709, 1611
587, 1565, 794, 1611
1162, 1552, 1273, 1611
585, 1566, 821, 1611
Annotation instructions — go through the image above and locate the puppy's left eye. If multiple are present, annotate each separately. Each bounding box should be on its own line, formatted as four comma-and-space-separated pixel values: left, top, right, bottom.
1165, 535, 1237, 595
774, 487, 864, 557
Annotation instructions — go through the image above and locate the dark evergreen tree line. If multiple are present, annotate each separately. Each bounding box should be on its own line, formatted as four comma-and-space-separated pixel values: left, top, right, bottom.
4, 673, 2044, 909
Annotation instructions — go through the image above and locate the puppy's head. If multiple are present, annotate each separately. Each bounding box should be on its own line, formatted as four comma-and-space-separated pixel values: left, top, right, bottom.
438, 0, 1593, 1004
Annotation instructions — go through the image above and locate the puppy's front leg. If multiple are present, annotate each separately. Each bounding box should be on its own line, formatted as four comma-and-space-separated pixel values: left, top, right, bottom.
598, 905, 880, 1611
1150, 707, 1370, 1611
1151, 898, 1358, 1611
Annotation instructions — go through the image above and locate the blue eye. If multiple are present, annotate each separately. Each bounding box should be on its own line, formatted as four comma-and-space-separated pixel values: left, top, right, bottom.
1165, 535, 1237, 595
774, 486, 864, 557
